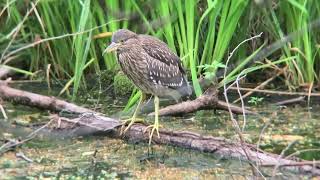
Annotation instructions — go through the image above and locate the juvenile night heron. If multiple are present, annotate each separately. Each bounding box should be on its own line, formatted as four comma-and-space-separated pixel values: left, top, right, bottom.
103, 29, 191, 144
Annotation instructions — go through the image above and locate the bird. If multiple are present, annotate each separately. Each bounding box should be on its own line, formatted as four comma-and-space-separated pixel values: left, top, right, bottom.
102, 29, 191, 145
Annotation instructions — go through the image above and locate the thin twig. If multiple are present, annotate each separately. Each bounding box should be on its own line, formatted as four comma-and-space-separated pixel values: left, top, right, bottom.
226, 75, 246, 91
16, 152, 33, 163
0, 117, 55, 154
256, 119, 271, 153
261, 161, 320, 167
235, 73, 247, 131
46, 64, 51, 91
0, 138, 31, 155
255, 117, 271, 170
223, 32, 263, 177
229, 87, 320, 96
284, 148, 320, 160
233, 68, 285, 103
272, 140, 298, 177
0, 103, 8, 120
275, 96, 305, 106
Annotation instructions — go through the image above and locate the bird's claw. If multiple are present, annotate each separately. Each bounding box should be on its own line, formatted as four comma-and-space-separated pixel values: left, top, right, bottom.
144, 124, 160, 145
120, 117, 144, 135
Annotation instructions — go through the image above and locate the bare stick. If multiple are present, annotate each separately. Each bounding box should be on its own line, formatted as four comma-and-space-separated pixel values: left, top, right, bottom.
16, 152, 33, 163
46, 64, 52, 91
0, 103, 7, 120
149, 84, 255, 116
261, 161, 320, 167
223, 32, 263, 131
0, 117, 55, 154
223, 32, 263, 176
272, 141, 298, 177
228, 87, 320, 96
233, 69, 285, 103
275, 96, 306, 106
235, 73, 248, 131
284, 148, 320, 160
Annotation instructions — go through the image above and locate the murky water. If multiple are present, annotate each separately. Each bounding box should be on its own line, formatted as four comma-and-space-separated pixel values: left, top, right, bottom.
0, 82, 319, 179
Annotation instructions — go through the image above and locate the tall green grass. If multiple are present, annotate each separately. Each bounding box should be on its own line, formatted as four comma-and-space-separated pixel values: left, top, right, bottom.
152, 0, 249, 97
263, 0, 319, 88
0, 0, 319, 106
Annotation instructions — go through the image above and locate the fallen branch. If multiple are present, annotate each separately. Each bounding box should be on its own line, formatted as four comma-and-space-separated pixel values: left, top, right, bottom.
149, 86, 255, 116
1, 81, 319, 176
275, 96, 306, 106
45, 114, 320, 176
0, 81, 92, 114
0, 80, 253, 116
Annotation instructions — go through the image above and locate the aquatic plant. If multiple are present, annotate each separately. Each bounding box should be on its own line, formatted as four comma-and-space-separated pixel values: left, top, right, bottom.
0, 0, 319, 102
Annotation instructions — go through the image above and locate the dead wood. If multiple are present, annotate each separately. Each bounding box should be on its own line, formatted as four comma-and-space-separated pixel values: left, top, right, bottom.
229, 86, 320, 97
0, 80, 254, 116
151, 98, 255, 116
275, 96, 306, 106
0, 67, 11, 79
47, 114, 320, 176
0, 81, 92, 114
0, 81, 319, 176
149, 86, 256, 116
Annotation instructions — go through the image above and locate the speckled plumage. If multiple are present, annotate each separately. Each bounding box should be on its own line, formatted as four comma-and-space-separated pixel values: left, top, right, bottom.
111, 29, 191, 99
103, 29, 192, 143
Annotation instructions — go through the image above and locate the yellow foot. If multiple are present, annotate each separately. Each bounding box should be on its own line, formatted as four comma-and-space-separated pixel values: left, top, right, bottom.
120, 117, 144, 135
144, 124, 160, 145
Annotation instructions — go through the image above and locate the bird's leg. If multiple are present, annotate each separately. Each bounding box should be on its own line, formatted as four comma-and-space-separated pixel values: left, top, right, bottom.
144, 96, 160, 145
121, 93, 146, 135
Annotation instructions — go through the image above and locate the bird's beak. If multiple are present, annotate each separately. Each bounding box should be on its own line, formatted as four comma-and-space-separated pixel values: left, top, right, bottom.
102, 42, 120, 56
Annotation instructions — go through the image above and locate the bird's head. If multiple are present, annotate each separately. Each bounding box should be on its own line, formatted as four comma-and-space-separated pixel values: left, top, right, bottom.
102, 29, 137, 55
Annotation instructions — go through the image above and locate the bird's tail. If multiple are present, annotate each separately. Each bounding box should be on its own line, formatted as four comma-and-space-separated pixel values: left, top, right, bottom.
177, 75, 192, 97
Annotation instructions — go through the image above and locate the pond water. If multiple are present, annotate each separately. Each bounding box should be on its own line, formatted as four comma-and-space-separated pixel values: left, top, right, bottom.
0, 82, 319, 179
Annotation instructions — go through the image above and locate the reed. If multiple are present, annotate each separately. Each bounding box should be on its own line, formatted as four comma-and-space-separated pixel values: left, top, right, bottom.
0, 0, 319, 106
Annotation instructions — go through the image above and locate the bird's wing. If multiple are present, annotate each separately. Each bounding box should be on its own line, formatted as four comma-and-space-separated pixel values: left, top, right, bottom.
138, 35, 190, 92
138, 35, 186, 74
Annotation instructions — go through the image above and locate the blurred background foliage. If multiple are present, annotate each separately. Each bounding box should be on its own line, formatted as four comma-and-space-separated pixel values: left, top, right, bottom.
0, 0, 319, 101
